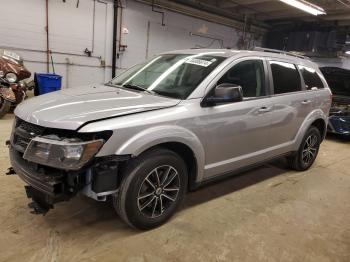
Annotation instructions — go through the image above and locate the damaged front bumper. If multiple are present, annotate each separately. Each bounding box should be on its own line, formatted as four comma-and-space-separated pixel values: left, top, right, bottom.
7, 117, 128, 215
9, 147, 125, 214
9, 147, 73, 214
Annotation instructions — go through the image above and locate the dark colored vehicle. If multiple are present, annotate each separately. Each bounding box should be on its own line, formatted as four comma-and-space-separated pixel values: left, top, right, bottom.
0, 49, 32, 118
321, 67, 350, 136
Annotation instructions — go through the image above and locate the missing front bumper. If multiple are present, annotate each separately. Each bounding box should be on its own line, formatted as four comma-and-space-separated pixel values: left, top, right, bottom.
9, 147, 124, 214
10, 147, 66, 196
25, 186, 56, 215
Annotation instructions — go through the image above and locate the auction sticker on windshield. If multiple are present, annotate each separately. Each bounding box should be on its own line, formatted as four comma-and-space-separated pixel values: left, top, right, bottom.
185, 58, 214, 67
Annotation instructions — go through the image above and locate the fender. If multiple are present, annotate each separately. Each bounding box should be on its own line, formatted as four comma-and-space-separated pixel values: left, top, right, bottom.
292, 109, 328, 151
115, 125, 206, 182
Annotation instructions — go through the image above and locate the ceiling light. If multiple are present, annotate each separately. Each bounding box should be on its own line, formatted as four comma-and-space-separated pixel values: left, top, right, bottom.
279, 0, 326, 16
346, 51, 350, 55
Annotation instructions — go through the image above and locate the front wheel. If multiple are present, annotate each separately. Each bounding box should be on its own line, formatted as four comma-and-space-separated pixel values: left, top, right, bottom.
0, 97, 11, 118
287, 126, 321, 171
113, 148, 188, 230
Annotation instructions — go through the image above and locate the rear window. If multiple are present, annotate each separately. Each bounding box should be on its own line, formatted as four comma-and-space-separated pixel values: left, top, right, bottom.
298, 65, 324, 90
270, 61, 302, 94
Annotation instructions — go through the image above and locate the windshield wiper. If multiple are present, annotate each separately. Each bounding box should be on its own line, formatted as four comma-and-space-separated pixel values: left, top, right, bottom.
105, 82, 156, 95
122, 84, 155, 95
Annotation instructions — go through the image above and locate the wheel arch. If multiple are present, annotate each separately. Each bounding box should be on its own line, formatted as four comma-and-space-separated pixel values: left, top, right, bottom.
293, 109, 328, 151
310, 118, 327, 140
115, 125, 205, 187
139, 142, 199, 191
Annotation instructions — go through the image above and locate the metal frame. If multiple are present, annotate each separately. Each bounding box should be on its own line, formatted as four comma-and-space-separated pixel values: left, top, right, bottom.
253, 47, 310, 60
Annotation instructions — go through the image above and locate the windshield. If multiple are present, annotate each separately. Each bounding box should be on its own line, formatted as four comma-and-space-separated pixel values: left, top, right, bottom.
110, 53, 226, 99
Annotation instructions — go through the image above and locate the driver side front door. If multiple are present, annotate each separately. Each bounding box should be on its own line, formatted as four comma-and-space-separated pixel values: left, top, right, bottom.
202, 58, 274, 179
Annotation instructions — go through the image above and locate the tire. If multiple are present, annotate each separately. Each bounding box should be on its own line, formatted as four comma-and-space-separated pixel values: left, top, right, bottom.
113, 148, 188, 230
0, 97, 11, 119
287, 126, 321, 171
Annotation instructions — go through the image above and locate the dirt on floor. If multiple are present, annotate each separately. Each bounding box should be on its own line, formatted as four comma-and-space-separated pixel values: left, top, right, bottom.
0, 113, 349, 262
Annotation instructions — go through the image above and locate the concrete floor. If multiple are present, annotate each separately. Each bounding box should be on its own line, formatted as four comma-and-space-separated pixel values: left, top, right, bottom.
0, 113, 349, 262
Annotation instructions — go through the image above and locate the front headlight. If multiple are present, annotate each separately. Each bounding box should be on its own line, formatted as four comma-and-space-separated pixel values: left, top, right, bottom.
23, 137, 104, 170
6, 72, 18, 83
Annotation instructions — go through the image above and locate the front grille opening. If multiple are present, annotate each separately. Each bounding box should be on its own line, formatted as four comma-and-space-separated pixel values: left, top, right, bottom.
16, 117, 45, 135
15, 117, 113, 141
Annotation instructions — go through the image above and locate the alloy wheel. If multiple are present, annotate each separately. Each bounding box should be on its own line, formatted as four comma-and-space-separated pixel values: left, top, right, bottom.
137, 165, 180, 218
302, 134, 318, 165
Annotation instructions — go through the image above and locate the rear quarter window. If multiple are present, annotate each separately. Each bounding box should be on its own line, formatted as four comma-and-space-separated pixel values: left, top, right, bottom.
269, 61, 302, 94
298, 65, 324, 90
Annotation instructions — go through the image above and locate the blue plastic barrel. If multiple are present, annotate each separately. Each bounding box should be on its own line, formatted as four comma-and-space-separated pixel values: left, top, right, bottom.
35, 73, 62, 95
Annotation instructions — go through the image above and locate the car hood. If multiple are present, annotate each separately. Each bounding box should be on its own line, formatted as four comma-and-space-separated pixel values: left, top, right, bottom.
15, 84, 180, 130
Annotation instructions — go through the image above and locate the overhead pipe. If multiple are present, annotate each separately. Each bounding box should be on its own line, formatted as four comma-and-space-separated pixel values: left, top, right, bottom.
97, 0, 109, 82
92, 0, 96, 53
45, 0, 50, 73
112, 0, 118, 78
152, 0, 165, 26
190, 32, 224, 48
134, 0, 267, 34
23, 58, 127, 69
0, 45, 101, 59
118, 0, 127, 52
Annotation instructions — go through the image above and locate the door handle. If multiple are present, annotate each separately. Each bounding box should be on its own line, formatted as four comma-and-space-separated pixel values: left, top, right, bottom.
258, 106, 271, 113
301, 100, 311, 105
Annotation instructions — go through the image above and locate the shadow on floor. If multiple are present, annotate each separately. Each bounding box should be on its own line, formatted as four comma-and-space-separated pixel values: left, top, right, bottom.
184, 160, 288, 209
38, 159, 290, 234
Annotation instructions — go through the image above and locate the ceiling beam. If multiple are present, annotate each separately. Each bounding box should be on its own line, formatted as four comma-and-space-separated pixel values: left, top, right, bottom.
171, 0, 270, 27
219, 0, 272, 9
322, 13, 350, 21
135, 0, 268, 34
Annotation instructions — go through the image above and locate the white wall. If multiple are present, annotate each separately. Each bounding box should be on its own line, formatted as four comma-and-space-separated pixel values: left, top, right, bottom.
0, 0, 259, 88
0, 0, 113, 88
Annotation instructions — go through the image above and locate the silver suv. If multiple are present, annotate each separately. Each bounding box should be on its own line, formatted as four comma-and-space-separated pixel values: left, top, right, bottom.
8, 48, 332, 229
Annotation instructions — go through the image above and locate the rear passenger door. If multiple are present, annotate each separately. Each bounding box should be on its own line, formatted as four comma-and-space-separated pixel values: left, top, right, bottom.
266, 60, 319, 147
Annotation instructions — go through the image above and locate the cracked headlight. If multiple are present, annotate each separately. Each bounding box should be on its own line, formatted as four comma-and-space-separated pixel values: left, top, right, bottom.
23, 137, 104, 170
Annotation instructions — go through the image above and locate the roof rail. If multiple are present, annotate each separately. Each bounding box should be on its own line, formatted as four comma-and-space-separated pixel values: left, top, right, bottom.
253, 47, 309, 60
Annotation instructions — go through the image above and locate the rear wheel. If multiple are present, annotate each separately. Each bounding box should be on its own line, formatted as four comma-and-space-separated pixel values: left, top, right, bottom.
287, 126, 321, 171
113, 148, 188, 230
0, 97, 11, 118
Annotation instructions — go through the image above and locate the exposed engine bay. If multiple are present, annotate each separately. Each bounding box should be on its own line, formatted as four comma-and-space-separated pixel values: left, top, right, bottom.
320, 67, 350, 136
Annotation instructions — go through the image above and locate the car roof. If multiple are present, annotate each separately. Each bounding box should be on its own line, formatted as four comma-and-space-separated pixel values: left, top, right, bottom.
161, 48, 318, 69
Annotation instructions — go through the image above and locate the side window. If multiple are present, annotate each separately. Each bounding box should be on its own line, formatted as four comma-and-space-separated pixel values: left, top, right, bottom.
298, 65, 324, 90
218, 60, 266, 98
270, 61, 301, 94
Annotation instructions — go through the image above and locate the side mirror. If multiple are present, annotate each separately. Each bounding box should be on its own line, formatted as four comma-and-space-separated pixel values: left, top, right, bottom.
203, 83, 243, 106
